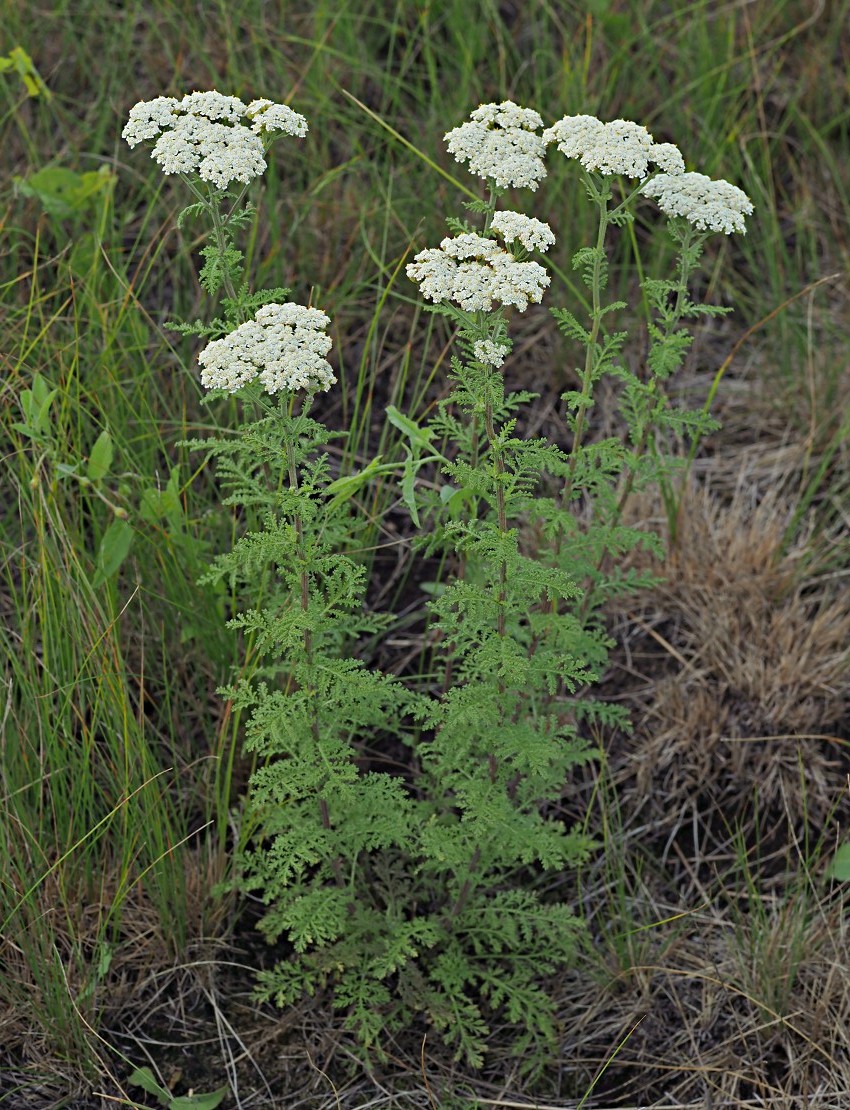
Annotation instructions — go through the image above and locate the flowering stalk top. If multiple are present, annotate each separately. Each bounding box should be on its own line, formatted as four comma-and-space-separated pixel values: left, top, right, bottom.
543, 115, 685, 178
122, 90, 308, 190
444, 100, 547, 191
198, 303, 335, 394
641, 171, 754, 234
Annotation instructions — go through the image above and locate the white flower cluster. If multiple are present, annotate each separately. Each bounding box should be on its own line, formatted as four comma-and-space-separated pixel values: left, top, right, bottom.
641, 172, 754, 234
198, 303, 335, 394
444, 100, 547, 191
122, 91, 308, 190
490, 211, 555, 253
542, 115, 685, 178
406, 230, 550, 312
473, 339, 510, 367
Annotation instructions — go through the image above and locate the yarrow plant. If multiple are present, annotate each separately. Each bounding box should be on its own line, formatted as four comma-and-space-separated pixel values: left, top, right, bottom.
123, 90, 308, 314
124, 90, 752, 1071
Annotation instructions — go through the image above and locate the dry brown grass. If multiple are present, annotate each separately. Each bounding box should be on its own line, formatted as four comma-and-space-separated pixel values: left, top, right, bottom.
607, 477, 850, 839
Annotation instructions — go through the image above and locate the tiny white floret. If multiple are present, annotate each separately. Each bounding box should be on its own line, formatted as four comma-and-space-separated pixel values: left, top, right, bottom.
245, 100, 308, 137
179, 91, 247, 122
122, 96, 180, 146
650, 142, 685, 175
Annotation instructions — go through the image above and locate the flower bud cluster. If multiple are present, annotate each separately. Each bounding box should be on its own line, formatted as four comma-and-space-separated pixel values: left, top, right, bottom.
473, 340, 510, 367
122, 91, 308, 190
198, 303, 335, 395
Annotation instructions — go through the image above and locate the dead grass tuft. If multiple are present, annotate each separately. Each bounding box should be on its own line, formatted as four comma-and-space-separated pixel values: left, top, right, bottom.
609, 480, 850, 836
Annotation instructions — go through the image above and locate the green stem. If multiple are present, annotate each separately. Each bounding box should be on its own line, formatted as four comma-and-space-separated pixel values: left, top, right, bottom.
285, 412, 343, 887
208, 195, 241, 306
484, 395, 507, 643
560, 186, 610, 508
578, 227, 700, 621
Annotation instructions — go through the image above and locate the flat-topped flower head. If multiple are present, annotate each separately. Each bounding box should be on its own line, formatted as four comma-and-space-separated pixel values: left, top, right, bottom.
198, 303, 335, 394
122, 90, 308, 190
151, 114, 267, 188
444, 100, 547, 191
490, 211, 555, 253
245, 99, 309, 136
406, 231, 550, 312
642, 171, 754, 234
543, 114, 684, 179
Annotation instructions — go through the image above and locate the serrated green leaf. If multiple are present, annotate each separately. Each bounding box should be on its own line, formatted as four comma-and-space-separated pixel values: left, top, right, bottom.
87, 430, 113, 481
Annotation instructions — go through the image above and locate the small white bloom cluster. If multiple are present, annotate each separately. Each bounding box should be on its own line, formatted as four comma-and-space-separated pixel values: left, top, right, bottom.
444, 101, 547, 191
642, 172, 754, 234
406, 229, 550, 312
198, 303, 335, 394
542, 115, 685, 179
122, 91, 308, 190
490, 211, 555, 253
473, 339, 510, 367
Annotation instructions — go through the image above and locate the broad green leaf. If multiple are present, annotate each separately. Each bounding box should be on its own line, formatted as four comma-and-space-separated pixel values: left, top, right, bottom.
826, 843, 850, 882
0, 46, 51, 98
170, 1088, 228, 1110
31, 374, 55, 408
400, 452, 420, 527
87, 430, 113, 481
139, 468, 183, 530
128, 1067, 227, 1109
15, 165, 115, 220
128, 1066, 171, 1103
55, 462, 83, 479
33, 389, 58, 435
385, 405, 434, 450
326, 455, 384, 505
15, 379, 60, 439
92, 518, 133, 587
